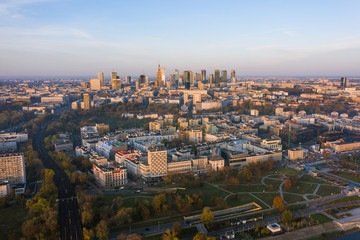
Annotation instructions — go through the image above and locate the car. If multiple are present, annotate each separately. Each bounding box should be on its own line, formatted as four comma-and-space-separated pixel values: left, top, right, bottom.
136, 190, 141, 193
120, 187, 124, 190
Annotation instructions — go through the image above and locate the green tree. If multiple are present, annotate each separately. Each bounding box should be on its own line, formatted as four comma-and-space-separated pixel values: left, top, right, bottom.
282, 210, 293, 226
200, 207, 214, 225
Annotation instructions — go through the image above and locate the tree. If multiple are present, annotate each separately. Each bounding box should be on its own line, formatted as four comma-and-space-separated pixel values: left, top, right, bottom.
193, 232, 215, 240
284, 178, 292, 190
173, 222, 182, 235
200, 207, 214, 225
127, 234, 142, 240
162, 229, 179, 240
83, 228, 95, 240
282, 210, 293, 226
96, 220, 109, 240
273, 196, 286, 212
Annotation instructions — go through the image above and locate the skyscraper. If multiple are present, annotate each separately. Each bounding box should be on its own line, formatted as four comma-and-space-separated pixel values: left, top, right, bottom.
156, 63, 165, 87
214, 70, 220, 85
90, 78, 101, 91
83, 93, 90, 110
231, 70, 236, 78
221, 70, 227, 82
138, 75, 146, 85
175, 69, 179, 87
201, 69, 206, 81
195, 73, 201, 82
125, 75, 131, 84
111, 72, 117, 81
183, 71, 191, 89
209, 74, 214, 85
98, 72, 104, 87
340, 77, 348, 90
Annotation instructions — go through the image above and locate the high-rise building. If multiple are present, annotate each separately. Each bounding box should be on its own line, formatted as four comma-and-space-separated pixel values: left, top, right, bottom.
201, 69, 206, 81
231, 70, 236, 78
147, 147, 167, 177
156, 63, 165, 87
183, 71, 194, 89
112, 79, 121, 90
221, 70, 227, 82
175, 69, 179, 87
90, 78, 101, 91
125, 75, 131, 84
0, 152, 26, 186
111, 72, 117, 81
340, 77, 348, 90
98, 72, 104, 87
195, 73, 201, 82
209, 74, 214, 85
138, 75, 146, 85
214, 70, 220, 85
83, 93, 90, 110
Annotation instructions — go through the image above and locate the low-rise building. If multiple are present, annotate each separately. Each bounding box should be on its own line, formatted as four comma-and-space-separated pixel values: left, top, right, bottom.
92, 163, 127, 187
288, 148, 304, 161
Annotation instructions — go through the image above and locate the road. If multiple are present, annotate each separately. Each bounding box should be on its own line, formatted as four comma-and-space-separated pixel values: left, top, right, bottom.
33, 117, 83, 240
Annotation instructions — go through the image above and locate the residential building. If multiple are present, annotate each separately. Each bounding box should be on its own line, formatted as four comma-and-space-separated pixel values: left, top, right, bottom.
0, 152, 26, 186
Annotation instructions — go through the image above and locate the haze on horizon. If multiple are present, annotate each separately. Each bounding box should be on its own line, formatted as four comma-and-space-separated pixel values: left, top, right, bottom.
0, 0, 360, 77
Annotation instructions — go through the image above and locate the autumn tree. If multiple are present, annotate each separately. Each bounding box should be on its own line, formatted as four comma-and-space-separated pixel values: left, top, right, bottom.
162, 229, 179, 240
96, 220, 109, 240
282, 210, 293, 226
173, 222, 182, 235
200, 207, 214, 225
273, 196, 286, 212
83, 228, 95, 240
284, 178, 292, 190
193, 232, 215, 240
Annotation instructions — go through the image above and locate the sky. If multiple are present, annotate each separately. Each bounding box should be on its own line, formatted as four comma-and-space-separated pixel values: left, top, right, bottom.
0, 0, 360, 77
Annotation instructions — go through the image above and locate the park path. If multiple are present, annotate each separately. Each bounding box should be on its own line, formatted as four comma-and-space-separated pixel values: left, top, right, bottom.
248, 192, 271, 208
313, 184, 321, 195
204, 181, 233, 194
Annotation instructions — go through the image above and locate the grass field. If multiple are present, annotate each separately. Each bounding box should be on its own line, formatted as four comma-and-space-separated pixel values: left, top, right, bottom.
103, 193, 155, 207
263, 178, 282, 189
284, 182, 318, 195
252, 192, 280, 207
0, 206, 28, 240
310, 213, 333, 224
226, 193, 267, 208
300, 174, 325, 184
225, 184, 270, 193
278, 167, 301, 175
316, 185, 341, 197
322, 195, 360, 205
333, 172, 360, 184
177, 182, 229, 206
283, 193, 305, 204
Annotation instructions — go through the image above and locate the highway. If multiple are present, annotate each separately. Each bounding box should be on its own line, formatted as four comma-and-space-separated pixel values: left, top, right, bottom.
33, 117, 83, 240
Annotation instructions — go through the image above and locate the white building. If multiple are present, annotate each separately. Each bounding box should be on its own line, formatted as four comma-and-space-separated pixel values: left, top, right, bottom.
92, 163, 127, 187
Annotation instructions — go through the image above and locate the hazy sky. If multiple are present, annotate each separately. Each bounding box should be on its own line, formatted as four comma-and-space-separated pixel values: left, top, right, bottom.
0, 0, 360, 77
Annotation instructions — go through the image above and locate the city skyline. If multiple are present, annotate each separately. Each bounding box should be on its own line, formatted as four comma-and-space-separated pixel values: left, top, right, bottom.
1, 0, 360, 77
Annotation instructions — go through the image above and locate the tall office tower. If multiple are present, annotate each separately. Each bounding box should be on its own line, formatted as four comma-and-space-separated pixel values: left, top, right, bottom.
90, 78, 101, 91
340, 77, 347, 90
111, 72, 117, 81
221, 70, 227, 82
138, 74, 146, 85
83, 93, 90, 110
209, 74, 214, 85
195, 73, 201, 82
0, 152, 26, 186
183, 71, 191, 89
214, 69, 220, 85
112, 78, 121, 90
148, 147, 167, 177
231, 70, 236, 78
190, 71, 194, 86
175, 69, 179, 87
126, 75, 131, 84
98, 72, 104, 87
201, 69, 206, 81
145, 76, 149, 87
156, 63, 165, 87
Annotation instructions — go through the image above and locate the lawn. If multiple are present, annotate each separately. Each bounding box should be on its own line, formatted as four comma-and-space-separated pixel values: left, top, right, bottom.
277, 167, 301, 175
252, 192, 280, 207
103, 193, 155, 206
300, 174, 325, 184
177, 182, 229, 206
333, 172, 360, 184
284, 182, 318, 195
310, 213, 333, 224
283, 193, 305, 204
263, 178, 282, 189
0, 206, 28, 240
322, 195, 360, 205
224, 184, 270, 193
226, 193, 267, 208
316, 185, 341, 197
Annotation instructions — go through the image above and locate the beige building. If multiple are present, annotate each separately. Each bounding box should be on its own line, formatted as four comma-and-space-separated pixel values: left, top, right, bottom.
90, 78, 101, 91
0, 152, 26, 186
92, 163, 127, 187
261, 136, 282, 151
189, 129, 203, 143
288, 148, 304, 161
83, 94, 90, 110
148, 148, 168, 177
0, 183, 9, 197
98, 72, 104, 87
333, 142, 360, 153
